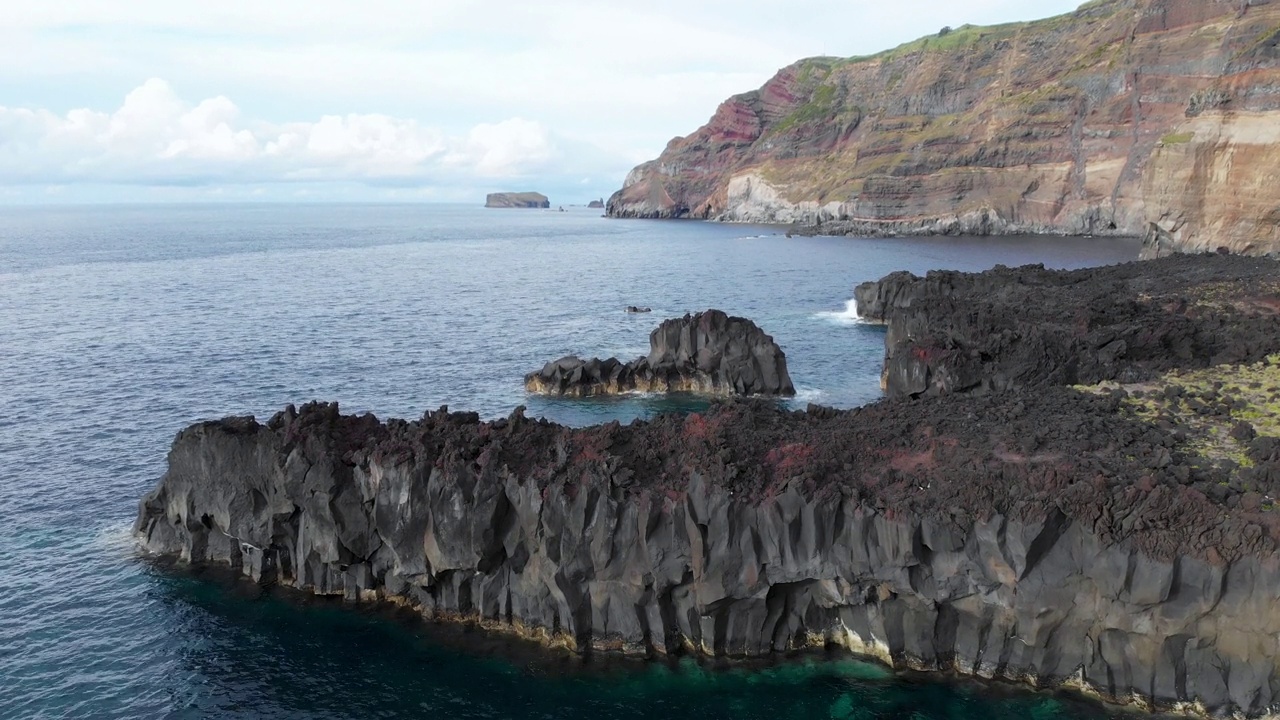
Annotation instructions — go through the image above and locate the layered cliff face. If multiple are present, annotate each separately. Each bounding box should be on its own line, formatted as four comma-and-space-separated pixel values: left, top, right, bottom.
607, 0, 1280, 256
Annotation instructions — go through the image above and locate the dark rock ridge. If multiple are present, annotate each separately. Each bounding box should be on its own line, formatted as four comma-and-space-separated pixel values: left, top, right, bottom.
486, 192, 550, 209
134, 255, 1280, 716
524, 310, 794, 397
854, 254, 1280, 398
135, 377, 1280, 717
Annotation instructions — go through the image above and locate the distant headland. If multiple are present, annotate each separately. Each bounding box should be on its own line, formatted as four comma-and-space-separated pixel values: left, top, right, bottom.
485, 192, 550, 209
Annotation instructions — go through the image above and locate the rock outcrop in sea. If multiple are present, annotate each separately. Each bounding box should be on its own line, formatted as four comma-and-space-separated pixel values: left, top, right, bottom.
486, 192, 550, 209
606, 0, 1280, 257
134, 255, 1280, 718
524, 310, 795, 397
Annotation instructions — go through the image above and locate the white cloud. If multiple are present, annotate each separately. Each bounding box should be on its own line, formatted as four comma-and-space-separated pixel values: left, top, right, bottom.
0, 1, 1089, 159
0, 79, 617, 191
0, 0, 1089, 201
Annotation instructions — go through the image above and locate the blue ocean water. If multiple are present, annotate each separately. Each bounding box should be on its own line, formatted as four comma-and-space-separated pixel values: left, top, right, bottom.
0, 203, 1144, 719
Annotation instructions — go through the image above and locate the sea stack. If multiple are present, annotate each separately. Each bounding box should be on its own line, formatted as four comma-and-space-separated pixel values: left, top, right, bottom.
524, 310, 795, 397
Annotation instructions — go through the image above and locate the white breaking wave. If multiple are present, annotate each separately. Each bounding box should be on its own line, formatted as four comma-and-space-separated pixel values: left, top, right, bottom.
814, 298, 865, 326
791, 387, 825, 404
96, 520, 139, 557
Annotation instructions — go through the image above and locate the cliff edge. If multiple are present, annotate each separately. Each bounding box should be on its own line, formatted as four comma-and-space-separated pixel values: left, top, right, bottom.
608, 0, 1280, 257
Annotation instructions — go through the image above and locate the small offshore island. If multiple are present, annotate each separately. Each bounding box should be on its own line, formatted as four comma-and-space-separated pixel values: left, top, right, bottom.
485, 192, 550, 209
135, 253, 1280, 719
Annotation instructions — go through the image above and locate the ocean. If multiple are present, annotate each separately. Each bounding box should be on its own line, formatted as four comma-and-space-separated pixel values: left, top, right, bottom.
0, 203, 1144, 719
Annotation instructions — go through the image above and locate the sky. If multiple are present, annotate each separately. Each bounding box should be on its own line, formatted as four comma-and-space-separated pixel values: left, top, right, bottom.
0, 0, 1086, 204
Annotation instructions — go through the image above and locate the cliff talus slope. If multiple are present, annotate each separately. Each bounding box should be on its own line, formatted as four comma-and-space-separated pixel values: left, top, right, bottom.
608, 0, 1280, 256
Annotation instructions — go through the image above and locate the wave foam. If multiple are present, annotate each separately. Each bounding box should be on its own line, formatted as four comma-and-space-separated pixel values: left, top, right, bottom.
96, 520, 138, 556
791, 387, 825, 404
814, 298, 865, 326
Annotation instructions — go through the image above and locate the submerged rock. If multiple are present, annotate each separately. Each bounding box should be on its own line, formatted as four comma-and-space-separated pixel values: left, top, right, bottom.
524, 310, 795, 397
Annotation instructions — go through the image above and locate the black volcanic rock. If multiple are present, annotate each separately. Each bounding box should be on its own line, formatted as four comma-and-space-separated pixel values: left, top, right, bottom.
136, 387, 1280, 718
854, 254, 1280, 397
134, 254, 1280, 718
525, 310, 795, 397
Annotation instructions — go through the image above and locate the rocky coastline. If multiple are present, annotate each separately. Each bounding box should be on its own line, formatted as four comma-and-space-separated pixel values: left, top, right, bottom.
853, 254, 1280, 398
135, 254, 1280, 718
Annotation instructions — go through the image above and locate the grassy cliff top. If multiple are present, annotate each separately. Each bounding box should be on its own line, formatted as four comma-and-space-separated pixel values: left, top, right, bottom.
830, 0, 1126, 66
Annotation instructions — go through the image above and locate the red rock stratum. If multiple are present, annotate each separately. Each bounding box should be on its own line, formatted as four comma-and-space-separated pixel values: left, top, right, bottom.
607, 0, 1280, 256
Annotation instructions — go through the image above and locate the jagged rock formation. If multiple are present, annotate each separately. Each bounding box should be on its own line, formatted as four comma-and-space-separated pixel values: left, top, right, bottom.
524, 310, 795, 397
854, 254, 1280, 397
607, 0, 1280, 256
486, 192, 550, 209
587, 199, 605, 209
135, 372, 1280, 717
134, 254, 1280, 717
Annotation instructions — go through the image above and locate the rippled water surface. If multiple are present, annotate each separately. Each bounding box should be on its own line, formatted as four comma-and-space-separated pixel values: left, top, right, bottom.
0, 204, 1143, 718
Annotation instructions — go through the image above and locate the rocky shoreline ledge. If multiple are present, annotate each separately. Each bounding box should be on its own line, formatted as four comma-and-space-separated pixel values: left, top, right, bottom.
854, 254, 1280, 398
135, 254, 1280, 718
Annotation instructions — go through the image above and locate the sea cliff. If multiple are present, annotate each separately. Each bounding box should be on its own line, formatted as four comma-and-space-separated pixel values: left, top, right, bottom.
135, 254, 1280, 718
607, 0, 1280, 257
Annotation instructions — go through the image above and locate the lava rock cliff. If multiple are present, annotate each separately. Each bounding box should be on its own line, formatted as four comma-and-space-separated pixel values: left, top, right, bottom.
135, 255, 1280, 717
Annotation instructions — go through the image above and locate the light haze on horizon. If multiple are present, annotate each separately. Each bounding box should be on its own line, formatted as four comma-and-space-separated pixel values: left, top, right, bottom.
0, 0, 1086, 204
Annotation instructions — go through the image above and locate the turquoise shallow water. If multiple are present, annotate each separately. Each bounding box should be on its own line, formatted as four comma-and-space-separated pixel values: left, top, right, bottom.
0, 204, 1143, 719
